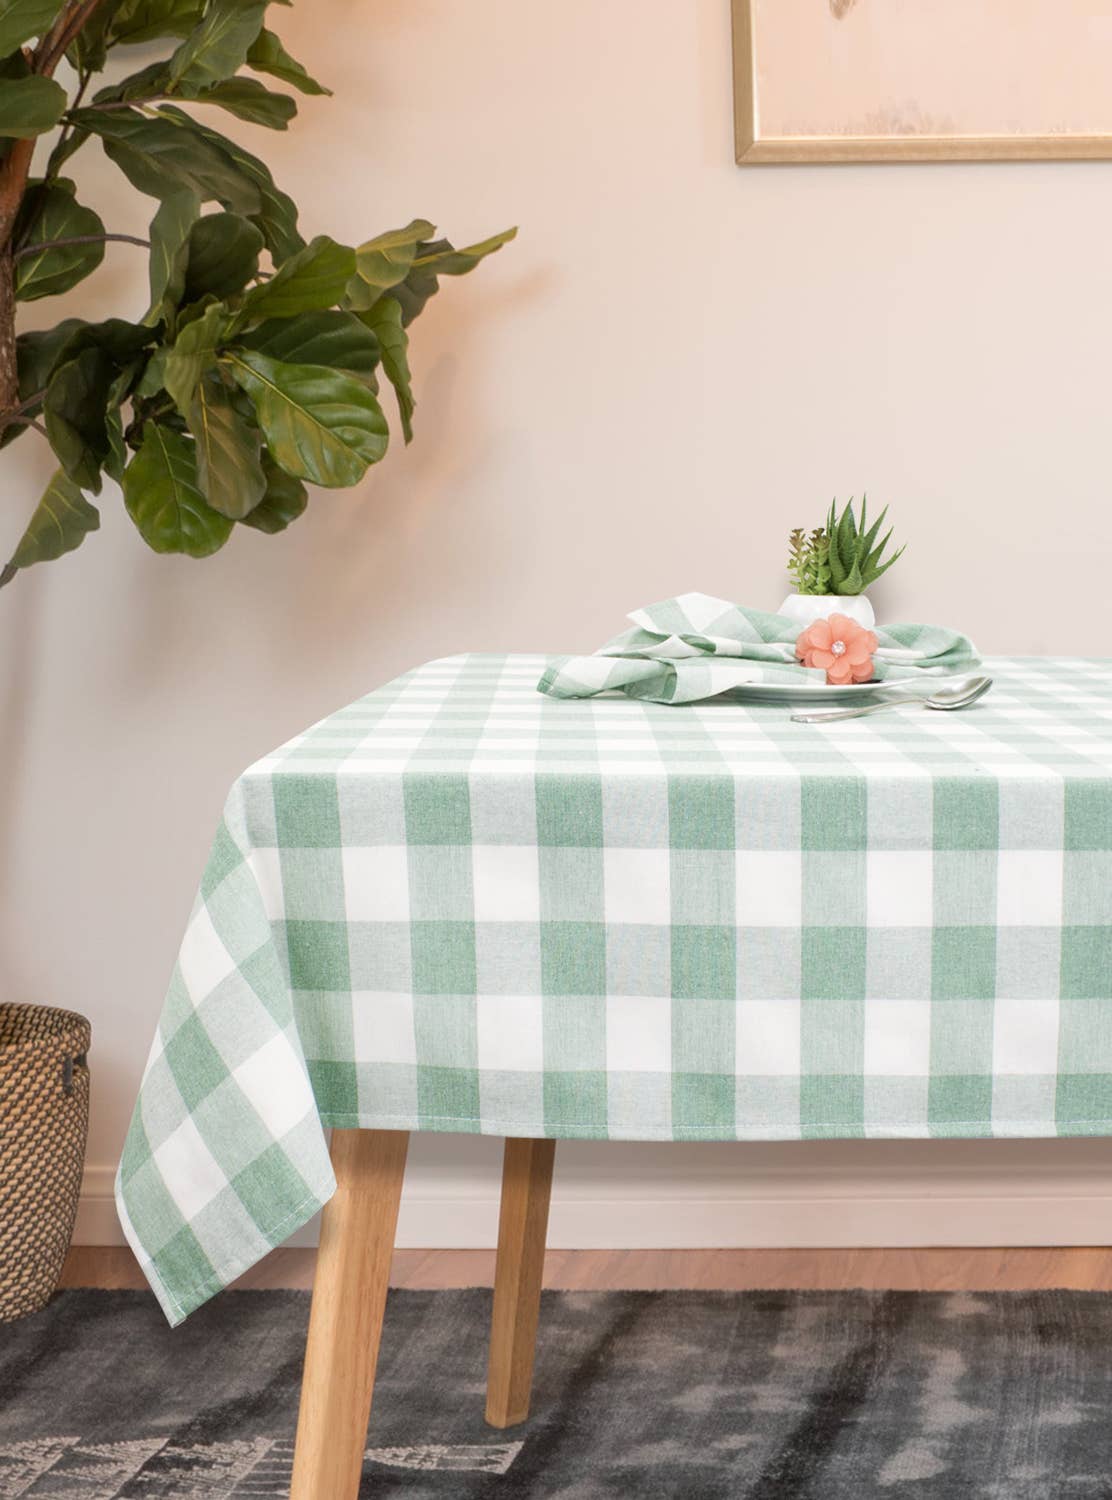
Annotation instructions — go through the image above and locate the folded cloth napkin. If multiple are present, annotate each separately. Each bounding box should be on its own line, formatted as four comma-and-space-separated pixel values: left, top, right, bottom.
536, 593, 980, 705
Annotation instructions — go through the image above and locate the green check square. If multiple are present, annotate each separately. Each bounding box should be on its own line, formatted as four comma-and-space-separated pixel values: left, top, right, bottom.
802, 928, 865, 1000
410, 921, 477, 994
273, 776, 342, 849
418, 1064, 480, 1127
151, 1223, 217, 1305
673, 997, 734, 1073
163, 1014, 230, 1111
536, 775, 603, 847
928, 1075, 993, 1131
801, 777, 866, 851
673, 1072, 735, 1136
1064, 779, 1112, 852
232, 1144, 311, 1225
404, 773, 472, 845
544, 1071, 608, 1136
306, 1059, 358, 1116
285, 921, 350, 991
931, 928, 996, 1000
200, 822, 244, 899
1060, 927, 1112, 999
671, 926, 735, 1000
1056, 1075, 1112, 1131
800, 1075, 864, 1136
933, 779, 998, 850
541, 922, 605, 995
668, 777, 734, 850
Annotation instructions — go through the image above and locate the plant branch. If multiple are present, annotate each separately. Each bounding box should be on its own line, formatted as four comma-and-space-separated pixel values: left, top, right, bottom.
13, 232, 150, 259
45, 67, 92, 183
38, 0, 108, 76
0, 390, 48, 421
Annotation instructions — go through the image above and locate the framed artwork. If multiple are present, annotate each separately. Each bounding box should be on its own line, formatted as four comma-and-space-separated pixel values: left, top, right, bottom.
732, 0, 1112, 163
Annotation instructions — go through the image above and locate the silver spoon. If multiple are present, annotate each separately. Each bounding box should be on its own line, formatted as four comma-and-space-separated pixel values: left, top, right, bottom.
791, 675, 992, 725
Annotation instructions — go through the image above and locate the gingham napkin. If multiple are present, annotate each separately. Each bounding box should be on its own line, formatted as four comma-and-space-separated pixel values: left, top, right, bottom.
536, 593, 980, 704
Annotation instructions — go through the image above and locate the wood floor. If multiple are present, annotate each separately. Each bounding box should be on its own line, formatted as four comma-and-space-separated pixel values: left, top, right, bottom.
61, 1245, 1112, 1293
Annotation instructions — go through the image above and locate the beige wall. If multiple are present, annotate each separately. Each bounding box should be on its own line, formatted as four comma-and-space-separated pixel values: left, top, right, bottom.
4, 0, 1112, 1247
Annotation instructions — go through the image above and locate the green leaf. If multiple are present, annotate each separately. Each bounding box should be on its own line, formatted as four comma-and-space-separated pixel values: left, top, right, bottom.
123, 423, 233, 556
0, 75, 67, 138
91, 58, 172, 105
246, 28, 329, 95
0, 0, 64, 56
163, 300, 228, 415
73, 107, 262, 211
188, 77, 296, 129
238, 235, 354, 322
362, 297, 413, 442
188, 371, 265, 519
147, 189, 201, 319
223, 349, 388, 488
109, 0, 203, 45
168, 0, 267, 89
160, 105, 302, 259
183, 211, 263, 301
239, 309, 380, 378
386, 227, 517, 326
239, 452, 307, 531
412, 225, 517, 276
13, 180, 106, 302
8, 469, 99, 571
346, 219, 434, 311
43, 348, 114, 493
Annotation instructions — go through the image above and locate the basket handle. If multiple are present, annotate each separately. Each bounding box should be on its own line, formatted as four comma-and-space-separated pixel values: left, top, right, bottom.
62, 1051, 87, 1096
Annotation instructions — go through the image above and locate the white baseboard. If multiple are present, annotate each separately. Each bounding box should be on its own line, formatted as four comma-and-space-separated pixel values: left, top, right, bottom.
76, 1163, 1112, 1250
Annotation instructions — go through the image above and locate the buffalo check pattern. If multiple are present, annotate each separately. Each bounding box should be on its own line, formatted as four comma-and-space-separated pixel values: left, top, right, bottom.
118, 654, 1112, 1322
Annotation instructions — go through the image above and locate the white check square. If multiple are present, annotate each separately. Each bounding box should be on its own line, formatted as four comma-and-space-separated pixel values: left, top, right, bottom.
178, 906, 237, 998
477, 995, 544, 1071
352, 992, 417, 1066
993, 999, 1060, 1075
472, 846, 541, 922
341, 846, 411, 921
606, 995, 671, 1072
603, 849, 670, 925
867, 851, 933, 928
864, 1000, 931, 1076
736, 999, 801, 1075
735, 852, 801, 927
248, 848, 285, 921
996, 851, 1063, 926
152, 1116, 229, 1221
233, 1033, 315, 1139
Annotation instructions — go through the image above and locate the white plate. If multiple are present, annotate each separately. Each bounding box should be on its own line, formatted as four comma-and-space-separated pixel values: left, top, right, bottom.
727, 675, 928, 705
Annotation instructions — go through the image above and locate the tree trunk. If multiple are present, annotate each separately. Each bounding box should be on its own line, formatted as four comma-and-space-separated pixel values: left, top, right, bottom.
0, 249, 17, 418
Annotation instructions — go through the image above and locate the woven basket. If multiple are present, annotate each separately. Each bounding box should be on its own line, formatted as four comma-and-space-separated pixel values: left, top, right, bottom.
0, 1004, 90, 1321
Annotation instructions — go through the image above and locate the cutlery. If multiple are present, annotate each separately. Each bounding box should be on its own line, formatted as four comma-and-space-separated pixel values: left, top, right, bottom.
791, 675, 992, 725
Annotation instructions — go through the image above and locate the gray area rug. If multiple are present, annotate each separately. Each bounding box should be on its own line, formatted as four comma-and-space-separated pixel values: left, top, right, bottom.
2, 1288, 1111, 1498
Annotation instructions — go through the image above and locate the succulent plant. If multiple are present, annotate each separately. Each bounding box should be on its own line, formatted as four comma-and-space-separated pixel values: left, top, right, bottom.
825, 495, 905, 596
786, 525, 831, 596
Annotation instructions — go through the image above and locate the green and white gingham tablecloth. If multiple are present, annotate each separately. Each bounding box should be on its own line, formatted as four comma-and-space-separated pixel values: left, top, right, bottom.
117, 654, 1112, 1322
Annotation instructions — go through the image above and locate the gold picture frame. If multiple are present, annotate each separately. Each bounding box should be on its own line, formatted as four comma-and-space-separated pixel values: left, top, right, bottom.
732, 0, 1112, 165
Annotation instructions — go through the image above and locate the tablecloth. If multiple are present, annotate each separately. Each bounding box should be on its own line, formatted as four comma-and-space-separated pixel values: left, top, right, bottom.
117, 654, 1112, 1322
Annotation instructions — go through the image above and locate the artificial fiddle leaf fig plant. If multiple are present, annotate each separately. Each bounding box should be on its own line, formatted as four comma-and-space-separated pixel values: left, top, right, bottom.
0, 0, 515, 587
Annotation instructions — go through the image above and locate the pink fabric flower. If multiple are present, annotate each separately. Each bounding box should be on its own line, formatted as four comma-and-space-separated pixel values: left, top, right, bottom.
796, 614, 878, 685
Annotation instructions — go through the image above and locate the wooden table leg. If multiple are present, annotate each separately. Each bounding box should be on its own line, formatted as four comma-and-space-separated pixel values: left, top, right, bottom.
289, 1129, 409, 1500
485, 1136, 556, 1428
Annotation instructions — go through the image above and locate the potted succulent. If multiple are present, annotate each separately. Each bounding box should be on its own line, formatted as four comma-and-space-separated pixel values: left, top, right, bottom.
779, 496, 905, 629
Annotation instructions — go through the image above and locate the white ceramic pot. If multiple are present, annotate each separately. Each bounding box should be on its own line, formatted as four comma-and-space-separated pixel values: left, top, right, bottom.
777, 593, 875, 630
